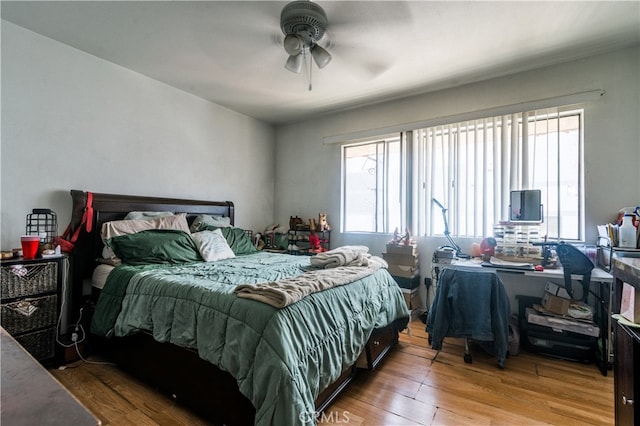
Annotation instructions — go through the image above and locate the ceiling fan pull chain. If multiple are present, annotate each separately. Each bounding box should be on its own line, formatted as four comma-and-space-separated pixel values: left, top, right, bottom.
308, 52, 313, 91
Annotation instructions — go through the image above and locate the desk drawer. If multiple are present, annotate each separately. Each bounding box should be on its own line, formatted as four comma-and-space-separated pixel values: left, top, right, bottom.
356, 325, 398, 370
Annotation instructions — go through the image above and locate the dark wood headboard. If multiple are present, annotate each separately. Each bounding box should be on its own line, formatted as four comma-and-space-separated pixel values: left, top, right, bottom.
67, 190, 234, 319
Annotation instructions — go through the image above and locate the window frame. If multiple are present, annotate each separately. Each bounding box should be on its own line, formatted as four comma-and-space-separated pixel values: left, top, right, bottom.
340, 136, 405, 234
340, 106, 586, 242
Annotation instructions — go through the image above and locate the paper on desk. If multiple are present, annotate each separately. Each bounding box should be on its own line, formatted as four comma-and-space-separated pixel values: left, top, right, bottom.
597, 225, 609, 239
489, 256, 533, 268
597, 223, 619, 246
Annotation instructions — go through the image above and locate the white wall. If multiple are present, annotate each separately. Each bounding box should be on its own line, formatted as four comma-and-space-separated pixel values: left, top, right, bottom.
274, 46, 640, 310
1, 22, 276, 249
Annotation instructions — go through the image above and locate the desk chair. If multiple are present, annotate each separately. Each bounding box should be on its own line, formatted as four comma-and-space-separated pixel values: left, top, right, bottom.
556, 243, 594, 303
426, 268, 510, 367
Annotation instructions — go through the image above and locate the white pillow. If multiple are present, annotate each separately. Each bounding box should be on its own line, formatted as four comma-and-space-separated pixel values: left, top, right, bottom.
192, 229, 235, 262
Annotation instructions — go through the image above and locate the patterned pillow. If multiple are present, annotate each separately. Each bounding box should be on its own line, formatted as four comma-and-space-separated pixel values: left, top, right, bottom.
192, 229, 236, 261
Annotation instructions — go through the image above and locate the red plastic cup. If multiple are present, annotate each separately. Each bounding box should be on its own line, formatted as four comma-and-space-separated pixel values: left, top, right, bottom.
20, 235, 40, 259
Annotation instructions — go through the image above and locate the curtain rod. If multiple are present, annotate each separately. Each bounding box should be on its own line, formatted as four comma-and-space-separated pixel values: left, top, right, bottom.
323, 89, 605, 145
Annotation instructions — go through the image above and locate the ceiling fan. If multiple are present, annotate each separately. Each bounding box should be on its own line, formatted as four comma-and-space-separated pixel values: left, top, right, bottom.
280, 0, 332, 75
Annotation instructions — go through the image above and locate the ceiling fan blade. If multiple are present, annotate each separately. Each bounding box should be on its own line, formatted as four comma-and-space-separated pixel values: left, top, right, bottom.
192, 2, 282, 56
323, 1, 414, 32
314, 2, 414, 79
328, 38, 396, 79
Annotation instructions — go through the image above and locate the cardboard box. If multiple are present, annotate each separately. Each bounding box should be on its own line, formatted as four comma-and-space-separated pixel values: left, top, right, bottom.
542, 291, 570, 315
382, 252, 419, 266
386, 243, 417, 256
402, 288, 420, 310
621, 282, 640, 324
387, 263, 419, 278
544, 281, 571, 299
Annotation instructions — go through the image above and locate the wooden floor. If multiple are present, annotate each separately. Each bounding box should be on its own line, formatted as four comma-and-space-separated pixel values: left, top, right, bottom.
50, 319, 614, 425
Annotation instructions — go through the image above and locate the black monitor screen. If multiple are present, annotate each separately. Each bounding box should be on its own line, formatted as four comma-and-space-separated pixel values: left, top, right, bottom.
509, 190, 542, 222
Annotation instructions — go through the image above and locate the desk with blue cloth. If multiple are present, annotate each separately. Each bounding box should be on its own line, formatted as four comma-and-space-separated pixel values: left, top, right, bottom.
430, 259, 613, 375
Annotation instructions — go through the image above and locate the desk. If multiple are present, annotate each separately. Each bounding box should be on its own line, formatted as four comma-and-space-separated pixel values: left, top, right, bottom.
431, 259, 613, 375
1, 327, 101, 425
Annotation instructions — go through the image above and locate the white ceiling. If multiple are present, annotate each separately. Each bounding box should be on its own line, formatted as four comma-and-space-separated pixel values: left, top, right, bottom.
2, 1, 639, 125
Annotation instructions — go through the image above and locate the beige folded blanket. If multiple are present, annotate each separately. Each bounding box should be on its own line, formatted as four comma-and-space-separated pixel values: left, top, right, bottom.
235, 264, 383, 308
310, 245, 387, 269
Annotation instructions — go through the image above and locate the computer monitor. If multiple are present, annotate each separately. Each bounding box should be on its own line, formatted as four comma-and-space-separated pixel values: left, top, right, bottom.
509, 189, 543, 223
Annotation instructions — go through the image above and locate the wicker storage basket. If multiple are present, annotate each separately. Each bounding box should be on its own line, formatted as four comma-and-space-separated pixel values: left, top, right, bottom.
14, 327, 56, 361
1, 294, 58, 335
1, 262, 57, 300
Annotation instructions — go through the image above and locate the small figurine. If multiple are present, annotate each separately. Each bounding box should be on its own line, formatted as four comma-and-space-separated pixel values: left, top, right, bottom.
309, 232, 321, 253
318, 213, 331, 231
403, 228, 411, 245
289, 216, 304, 230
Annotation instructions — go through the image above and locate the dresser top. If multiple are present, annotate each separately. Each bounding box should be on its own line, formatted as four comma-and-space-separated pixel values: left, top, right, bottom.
1, 254, 66, 266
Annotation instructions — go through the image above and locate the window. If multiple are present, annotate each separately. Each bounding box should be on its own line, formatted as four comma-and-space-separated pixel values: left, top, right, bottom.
342, 137, 404, 233
341, 106, 585, 241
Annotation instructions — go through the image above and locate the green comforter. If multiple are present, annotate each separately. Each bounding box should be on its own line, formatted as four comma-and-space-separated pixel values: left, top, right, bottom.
91, 252, 409, 425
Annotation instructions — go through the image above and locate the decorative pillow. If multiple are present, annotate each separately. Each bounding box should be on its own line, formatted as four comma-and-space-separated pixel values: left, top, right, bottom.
191, 224, 257, 255
190, 214, 232, 232
124, 211, 174, 220
101, 213, 191, 260
107, 229, 201, 265
191, 229, 235, 262
218, 227, 258, 255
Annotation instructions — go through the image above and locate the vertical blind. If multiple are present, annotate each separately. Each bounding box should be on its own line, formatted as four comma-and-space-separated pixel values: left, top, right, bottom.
413, 106, 583, 240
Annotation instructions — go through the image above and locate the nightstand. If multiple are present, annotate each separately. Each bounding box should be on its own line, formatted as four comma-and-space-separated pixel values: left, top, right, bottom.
1, 256, 66, 364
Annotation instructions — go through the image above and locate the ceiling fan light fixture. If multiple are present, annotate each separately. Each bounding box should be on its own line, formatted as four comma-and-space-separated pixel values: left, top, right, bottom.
285, 53, 304, 73
283, 34, 303, 55
311, 44, 331, 69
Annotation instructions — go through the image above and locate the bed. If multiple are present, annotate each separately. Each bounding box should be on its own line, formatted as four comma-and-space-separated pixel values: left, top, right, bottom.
66, 190, 409, 426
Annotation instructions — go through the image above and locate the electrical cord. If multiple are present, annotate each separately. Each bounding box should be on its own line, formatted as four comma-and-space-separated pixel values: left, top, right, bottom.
55, 256, 77, 348
55, 257, 113, 367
